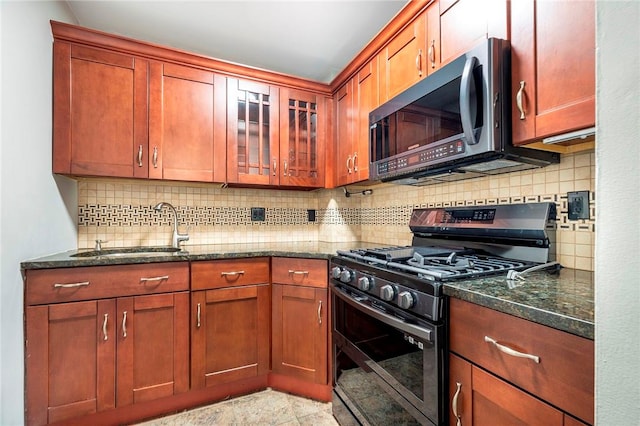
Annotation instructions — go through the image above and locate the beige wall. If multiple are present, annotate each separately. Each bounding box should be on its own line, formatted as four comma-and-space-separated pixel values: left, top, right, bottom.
78, 150, 595, 271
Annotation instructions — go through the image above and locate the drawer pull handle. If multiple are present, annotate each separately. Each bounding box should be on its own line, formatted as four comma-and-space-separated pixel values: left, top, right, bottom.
484, 336, 540, 363
122, 311, 128, 338
452, 382, 462, 426
196, 303, 201, 328
140, 275, 169, 283
317, 300, 323, 325
288, 270, 309, 276
221, 271, 245, 277
53, 281, 90, 288
102, 313, 109, 341
137, 145, 143, 167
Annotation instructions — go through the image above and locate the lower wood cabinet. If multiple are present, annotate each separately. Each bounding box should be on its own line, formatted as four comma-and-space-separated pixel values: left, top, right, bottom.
448, 298, 594, 425
190, 258, 270, 388
24, 263, 190, 425
270, 257, 330, 400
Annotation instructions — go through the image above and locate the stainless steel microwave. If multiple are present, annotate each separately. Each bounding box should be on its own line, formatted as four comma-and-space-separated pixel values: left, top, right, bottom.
369, 38, 558, 185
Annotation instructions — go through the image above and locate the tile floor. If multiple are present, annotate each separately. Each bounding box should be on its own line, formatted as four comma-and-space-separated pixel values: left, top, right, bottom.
136, 388, 339, 426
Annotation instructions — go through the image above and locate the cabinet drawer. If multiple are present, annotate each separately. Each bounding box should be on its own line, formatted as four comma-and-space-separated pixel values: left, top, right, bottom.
25, 262, 189, 306
449, 298, 594, 424
271, 257, 327, 288
191, 257, 270, 290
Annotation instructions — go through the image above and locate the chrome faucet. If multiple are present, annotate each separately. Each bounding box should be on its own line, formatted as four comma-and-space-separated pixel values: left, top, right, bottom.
153, 202, 189, 249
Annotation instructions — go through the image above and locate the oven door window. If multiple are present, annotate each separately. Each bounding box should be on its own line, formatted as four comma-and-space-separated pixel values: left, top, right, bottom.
332, 287, 443, 424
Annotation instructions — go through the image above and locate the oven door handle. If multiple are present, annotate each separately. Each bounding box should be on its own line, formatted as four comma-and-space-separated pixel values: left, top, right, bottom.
332, 284, 433, 343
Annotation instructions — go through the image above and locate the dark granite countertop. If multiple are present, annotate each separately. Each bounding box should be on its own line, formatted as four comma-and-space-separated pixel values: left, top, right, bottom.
20, 241, 375, 270
443, 267, 594, 339
21, 241, 594, 340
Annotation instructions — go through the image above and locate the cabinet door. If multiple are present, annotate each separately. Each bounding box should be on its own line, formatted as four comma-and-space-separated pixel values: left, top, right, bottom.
26, 300, 116, 425
116, 292, 189, 406
272, 284, 327, 384
511, 0, 595, 145
379, 12, 426, 102
354, 60, 378, 182
335, 80, 355, 187
191, 285, 270, 388
53, 42, 148, 178
149, 63, 226, 182
425, 1, 441, 75
279, 88, 325, 188
471, 365, 563, 426
227, 78, 279, 185
448, 354, 472, 426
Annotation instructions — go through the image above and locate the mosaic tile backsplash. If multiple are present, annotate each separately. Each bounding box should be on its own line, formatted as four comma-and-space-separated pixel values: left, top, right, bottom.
77, 151, 595, 271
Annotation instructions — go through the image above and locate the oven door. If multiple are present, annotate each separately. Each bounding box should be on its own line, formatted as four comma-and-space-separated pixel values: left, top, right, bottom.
331, 282, 445, 426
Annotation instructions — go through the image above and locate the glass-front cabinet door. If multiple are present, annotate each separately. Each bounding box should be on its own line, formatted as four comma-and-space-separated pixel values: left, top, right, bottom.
227, 78, 279, 185
279, 88, 325, 188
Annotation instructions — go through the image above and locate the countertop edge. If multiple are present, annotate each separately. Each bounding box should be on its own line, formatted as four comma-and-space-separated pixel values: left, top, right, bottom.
443, 285, 594, 340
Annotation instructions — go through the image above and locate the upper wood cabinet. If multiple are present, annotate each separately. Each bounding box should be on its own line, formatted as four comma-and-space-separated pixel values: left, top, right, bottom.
149, 62, 226, 183
279, 88, 327, 188
53, 42, 149, 178
335, 79, 355, 186
378, 11, 427, 103
439, 0, 508, 66
510, 0, 595, 145
226, 78, 280, 186
353, 59, 379, 183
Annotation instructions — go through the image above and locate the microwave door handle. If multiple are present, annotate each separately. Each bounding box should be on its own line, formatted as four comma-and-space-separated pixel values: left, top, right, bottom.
460, 56, 479, 145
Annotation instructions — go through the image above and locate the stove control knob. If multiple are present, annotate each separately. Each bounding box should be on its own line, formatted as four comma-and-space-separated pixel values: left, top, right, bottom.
380, 285, 396, 301
398, 291, 416, 309
331, 266, 342, 279
339, 269, 354, 283
357, 276, 372, 291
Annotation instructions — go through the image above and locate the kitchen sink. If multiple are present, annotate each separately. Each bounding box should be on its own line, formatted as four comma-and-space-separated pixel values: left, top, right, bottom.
71, 246, 184, 258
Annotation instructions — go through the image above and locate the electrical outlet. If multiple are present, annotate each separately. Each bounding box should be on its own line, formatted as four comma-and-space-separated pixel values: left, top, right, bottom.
567, 191, 590, 220
307, 209, 316, 222
251, 207, 265, 222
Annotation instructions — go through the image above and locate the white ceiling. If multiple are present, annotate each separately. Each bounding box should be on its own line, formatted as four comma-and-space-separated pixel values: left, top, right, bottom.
65, 1, 409, 83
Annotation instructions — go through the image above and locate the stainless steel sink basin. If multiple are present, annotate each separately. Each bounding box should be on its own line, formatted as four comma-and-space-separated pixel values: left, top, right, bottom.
71, 246, 183, 258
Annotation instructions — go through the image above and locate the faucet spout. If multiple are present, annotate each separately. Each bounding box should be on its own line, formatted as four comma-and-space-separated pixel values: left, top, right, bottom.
154, 202, 189, 249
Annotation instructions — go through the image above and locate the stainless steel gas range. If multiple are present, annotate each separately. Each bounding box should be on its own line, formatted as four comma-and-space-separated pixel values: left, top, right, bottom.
330, 202, 558, 426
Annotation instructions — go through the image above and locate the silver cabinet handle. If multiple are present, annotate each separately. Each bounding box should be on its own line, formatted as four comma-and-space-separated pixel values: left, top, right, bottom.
273, 158, 277, 176
516, 80, 526, 120
484, 335, 540, 363
346, 155, 353, 174
317, 300, 322, 325
102, 313, 109, 341
283, 160, 288, 176
221, 271, 245, 277
53, 281, 90, 288
196, 303, 201, 328
122, 311, 128, 338
152, 146, 158, 168
353, 152, 358, 172
452, 382, 462, 426
140, 275, 169, 283
288, 270, 309, 276
416, 48, 423, 76
429, 40, 436, 69
137, 145, 143, 167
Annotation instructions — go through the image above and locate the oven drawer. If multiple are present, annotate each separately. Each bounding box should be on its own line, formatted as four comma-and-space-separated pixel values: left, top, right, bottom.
191, 257, 270, 290
25, 262, 189, 305
272, 257, 327, 288
449, 298, 594, 424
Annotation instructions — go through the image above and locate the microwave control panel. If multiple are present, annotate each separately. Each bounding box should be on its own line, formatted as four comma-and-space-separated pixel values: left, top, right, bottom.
375, 139, 465, 177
